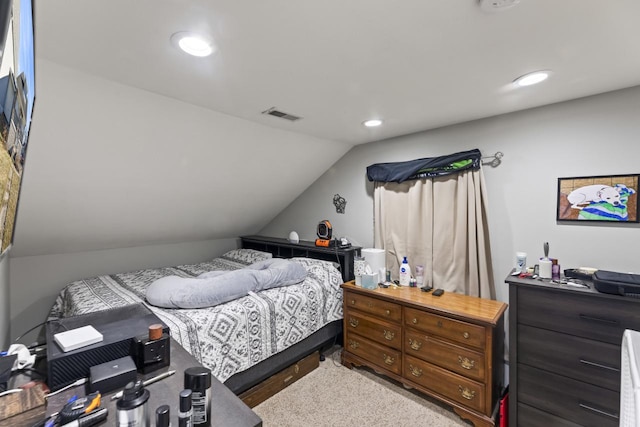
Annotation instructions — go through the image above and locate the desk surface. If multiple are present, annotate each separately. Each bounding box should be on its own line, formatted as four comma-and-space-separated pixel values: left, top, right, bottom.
1, 339, 262, 427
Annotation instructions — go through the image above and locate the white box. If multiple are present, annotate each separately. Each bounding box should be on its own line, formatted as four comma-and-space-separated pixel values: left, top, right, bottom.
54, 325, 103, 352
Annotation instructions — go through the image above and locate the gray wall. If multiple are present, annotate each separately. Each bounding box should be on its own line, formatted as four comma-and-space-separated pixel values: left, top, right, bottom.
261, 86, 640, 306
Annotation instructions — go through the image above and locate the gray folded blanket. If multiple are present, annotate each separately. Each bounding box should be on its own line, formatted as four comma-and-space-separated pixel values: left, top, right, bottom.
146, 258, 307, 309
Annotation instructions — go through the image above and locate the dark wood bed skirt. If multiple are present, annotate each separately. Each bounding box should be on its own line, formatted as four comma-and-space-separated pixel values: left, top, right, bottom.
224, 319, 342, 395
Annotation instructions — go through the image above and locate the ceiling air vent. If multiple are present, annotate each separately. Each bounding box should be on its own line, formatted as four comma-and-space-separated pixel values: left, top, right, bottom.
261, 107, 302, 122
479, 0, 520, 12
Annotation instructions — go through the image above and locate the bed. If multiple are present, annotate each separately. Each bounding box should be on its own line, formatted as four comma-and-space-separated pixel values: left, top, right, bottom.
48, 247, 345, 395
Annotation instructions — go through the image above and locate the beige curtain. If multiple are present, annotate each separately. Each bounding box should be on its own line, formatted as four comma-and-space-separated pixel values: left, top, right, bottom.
373, 168, 495, 298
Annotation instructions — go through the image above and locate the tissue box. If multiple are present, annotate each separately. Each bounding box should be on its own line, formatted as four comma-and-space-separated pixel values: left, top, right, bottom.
361, 273, 378, 290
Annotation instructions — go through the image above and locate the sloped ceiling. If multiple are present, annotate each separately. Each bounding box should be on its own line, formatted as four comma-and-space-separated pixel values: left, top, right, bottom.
10, 0, 640, 257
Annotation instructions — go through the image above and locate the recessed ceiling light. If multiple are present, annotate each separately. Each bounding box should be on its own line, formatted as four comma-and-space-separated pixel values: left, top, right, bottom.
363, 119, 383, 127
171, 32, 215, 57
513, 70, 551, 87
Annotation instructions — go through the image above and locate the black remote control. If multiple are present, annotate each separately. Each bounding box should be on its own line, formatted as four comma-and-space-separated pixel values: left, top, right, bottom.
432, 289, 444, 297
420, 286, 432, 292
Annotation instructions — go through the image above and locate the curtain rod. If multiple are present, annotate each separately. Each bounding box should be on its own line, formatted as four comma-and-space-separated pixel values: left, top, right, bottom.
482, 151, 503, 167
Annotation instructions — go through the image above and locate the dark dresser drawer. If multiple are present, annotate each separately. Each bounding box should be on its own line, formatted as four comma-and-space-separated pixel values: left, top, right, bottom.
517, 403, 582, 427
518, 364, 619, 427
517, 286, 640, 345
518, 324, 621, 391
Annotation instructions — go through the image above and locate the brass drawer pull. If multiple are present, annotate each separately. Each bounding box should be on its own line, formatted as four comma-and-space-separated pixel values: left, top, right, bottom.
409, 365, 423, 377
409, 338, 423, 351
349, 318, 359, 328
458, 356, 475, 370
348, 339, 359, 350
463, 332, 470, 339
458, 386, 476, 400
412, 318, 418, 324
385, 309, 390, 316
382, 354, 395, 365
350, 299, 356, 305
383, 330, 395, 341
367, 302, 373, 308
437, 320, 443, 328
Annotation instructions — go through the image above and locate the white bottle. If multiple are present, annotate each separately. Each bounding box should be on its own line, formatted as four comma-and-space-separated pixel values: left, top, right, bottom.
399, 256, 411, 286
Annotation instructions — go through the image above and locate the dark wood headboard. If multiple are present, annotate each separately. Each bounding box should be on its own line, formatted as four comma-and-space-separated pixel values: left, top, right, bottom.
240, 235, 361, 282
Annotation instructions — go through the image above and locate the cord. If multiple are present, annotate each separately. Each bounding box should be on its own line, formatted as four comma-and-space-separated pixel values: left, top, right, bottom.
13, 321, 47, 344
332, 242, 342, 275
45, 378, 87, 399
0, 388, 22, 397
16, 367, 47, 382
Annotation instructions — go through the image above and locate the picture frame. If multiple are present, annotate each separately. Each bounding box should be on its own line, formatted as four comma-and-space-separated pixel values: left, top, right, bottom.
0, 0, 36, 256
557, 174, 639, 222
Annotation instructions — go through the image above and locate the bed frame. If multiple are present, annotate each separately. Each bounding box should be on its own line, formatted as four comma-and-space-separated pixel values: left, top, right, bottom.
240, 235, 361, 282
223, 236, 359, 398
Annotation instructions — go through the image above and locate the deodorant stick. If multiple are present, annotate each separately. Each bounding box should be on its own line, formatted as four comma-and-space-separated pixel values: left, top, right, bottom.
184, 367, 211, 427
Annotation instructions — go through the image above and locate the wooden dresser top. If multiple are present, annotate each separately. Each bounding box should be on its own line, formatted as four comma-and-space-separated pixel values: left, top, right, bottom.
341, 281, 507, 326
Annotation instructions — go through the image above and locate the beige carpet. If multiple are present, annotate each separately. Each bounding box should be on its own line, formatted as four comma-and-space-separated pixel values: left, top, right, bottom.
253, 347, 473, 427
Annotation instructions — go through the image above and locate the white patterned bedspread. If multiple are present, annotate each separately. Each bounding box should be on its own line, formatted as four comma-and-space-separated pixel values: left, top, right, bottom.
49, 255, 344, 383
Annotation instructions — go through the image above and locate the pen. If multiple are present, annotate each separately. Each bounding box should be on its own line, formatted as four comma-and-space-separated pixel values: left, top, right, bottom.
110, 369, 176, 400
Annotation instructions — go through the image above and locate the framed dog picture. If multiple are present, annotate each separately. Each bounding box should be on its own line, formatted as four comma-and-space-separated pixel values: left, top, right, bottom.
557, 174, 639, 222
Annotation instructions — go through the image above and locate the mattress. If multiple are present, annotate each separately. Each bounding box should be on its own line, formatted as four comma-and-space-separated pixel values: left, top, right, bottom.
48, 249, 344, 383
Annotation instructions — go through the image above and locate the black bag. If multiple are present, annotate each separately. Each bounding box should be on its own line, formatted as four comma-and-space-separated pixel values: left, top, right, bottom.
593, 270, 640, 296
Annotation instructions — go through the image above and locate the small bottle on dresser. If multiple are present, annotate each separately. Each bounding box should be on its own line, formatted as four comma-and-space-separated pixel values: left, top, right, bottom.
399, 256, 411, 286
179, 389, 193, 427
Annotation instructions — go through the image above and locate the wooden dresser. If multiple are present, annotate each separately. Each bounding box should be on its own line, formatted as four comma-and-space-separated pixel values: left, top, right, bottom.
341, 282, 507, 427
507, 274, 640, 427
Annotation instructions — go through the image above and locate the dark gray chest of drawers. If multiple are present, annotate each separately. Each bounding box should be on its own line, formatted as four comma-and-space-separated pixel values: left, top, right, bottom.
507, 274, 640, 427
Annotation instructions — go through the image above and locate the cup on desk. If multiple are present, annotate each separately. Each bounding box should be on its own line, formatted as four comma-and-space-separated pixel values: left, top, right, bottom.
361, 273, 378, 290
354, 257, 366, 286
539, 258, 552, 279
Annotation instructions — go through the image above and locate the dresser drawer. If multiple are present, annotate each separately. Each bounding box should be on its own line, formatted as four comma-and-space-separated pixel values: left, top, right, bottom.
405, 307, 485, 349
345, 333, 402, 375
344, 291, 402, 322
518, 324, 620, 391
404, 354, 486, 414
405, 328, 485, 382
518, 364, 619, 427
345, 309, 402, 350
516, 402, 582, 427
517, 286, 640, 345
